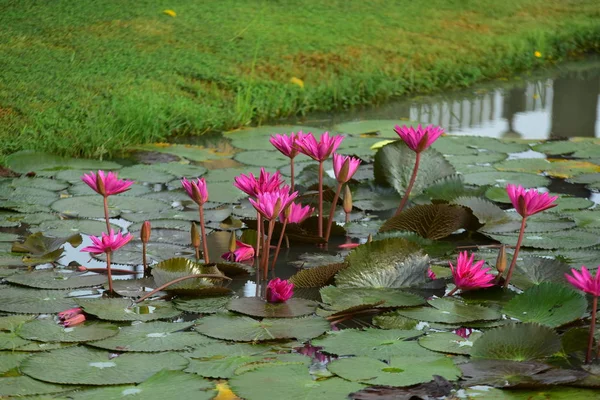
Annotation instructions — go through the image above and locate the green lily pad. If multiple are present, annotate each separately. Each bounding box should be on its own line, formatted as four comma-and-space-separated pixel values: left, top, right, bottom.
418, 331, 482, 355
234, 150, 290, 168
495, 158, 600, 178
5, 270, 107, 289
132, 144, 226, 162
194, 313, 330, 342
486, 229, 600, 249
117, 164, 176, 184
0, 352, 29, 374
471, 323, 561, 361
336, 136, 381, 156
21, 346, 188, 385
0, 287, 77, 314
312, 328, 423, 358
227, 297, 317, 318
336, 238, 427, 289
76, 299, 181, 322
173, 296, 233, 314
225, 125, 318, 150
502, 283, 587, 327
153, 162, 207, 178
10, 177, 69, 191
30, 218, 120, 238
320, 286, 425, 311
93, 241, 193, 265
465, 386, 600, 399
463, 171, 550, 187
0, 315, 35, 331
0, 232, 20, 242
198, 181, 246, 204
0, 330, 31, 350
51, 195, 167, 218
433, 135, 528, 155
128, 219, 196, 233
88, 321, 214, 352
333, 120, 411, 139
532, 140, 585, 155
372, 312, 419, 330
17, 319, 118, 343
511, 257, 572, 290
69, 370, 214, 400
5, 150, 121, 174
229, 363, 364, 400
328, 355, 460, 387
289, 263, 348, 288
152, 257, 225, 295
186, 353, 309, 379
374, 140, 455, 196
396, 298, 502, 324
0, 375, 73, 397
12, 231, 81, 256
187, 341, 271, 359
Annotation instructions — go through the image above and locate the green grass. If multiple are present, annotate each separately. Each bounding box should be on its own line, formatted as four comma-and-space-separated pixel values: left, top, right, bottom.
1, 0, 599, 159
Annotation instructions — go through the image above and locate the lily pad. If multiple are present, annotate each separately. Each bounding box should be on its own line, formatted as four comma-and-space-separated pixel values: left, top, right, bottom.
76, 299, 181, 322
17, 318, 119, 343
10, 176, 69, 191
229, 363, 364, 400
0, 375, 73, 397
433, 135, 528, 155
333, 120, 409, 139
418, 331, 482, 355
289, 263, 348, 288
5, 270, 107, 289
486, 229, 600, 249
5, 150, 121, 174
0, 352, 29, 374
471, 323, 561, 361
0, 287, 77, 314
152, 257, 225, 295
511, 257, 572, 290
12, 231, 81, 257
0, 315, 35, 331
462, 171, 550, 187
502, 283, 587, 327
225, 125, 318, 150
396, 298, 502, 324
30, 218, 120, 238
117, 164, 176, 183
21, 346, 188, 385
154, 162, 208, 178
88, 321, 213, 352
51, 195, 167, 218
173, 296, 233, 314
327, 355, 460, 387
320, 286, 425, 311
187, 341, 271, 359
234, 150, 290, 168
194, 313, 330, 342
94, 241, 193, 265
132, 144, 226, 162
227, 297, 318, 318
185, 353, 309, 379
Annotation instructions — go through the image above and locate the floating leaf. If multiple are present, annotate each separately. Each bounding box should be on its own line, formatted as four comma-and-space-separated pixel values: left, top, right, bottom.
372, 312, 419, 330
21, 346, 188, 385
486, 229, 600, 249
12, 231, 81, 259
194, 313, 330, 342
333, 119, 410, 138
328, 356, 460, 387
17, 319, 118, 343
0, 287, 77, 314
0, 315, 35, 331
10, 177, 69, 191
320, 286, 425, 311
152, 257, 226, 295
379, 204, 477, 239
471, 323, 561, 361
433, 136, 528, 155
289, 263, 347, 287
187, 342, 271, 359
234, 150, 290, 168
88, 321, 214, 352
227, 297, 317, 318
418, 331, 482, 355
51, 195, 167, 218
463, 171, 550, 188
132, 144, 226, 162
5, 150, 121, 174
374, 140, 455, 196
511, 257, 572, 290
397, 298, 502, 324
5, 270, 106, 289
30, 218, 120, 238
186, 353, 309, 379
173, 296, 233, 313
77, 299, 181, 322
460, 359, 553, 388
224, 125, 318, 150
502, 283, 587, 327
0, 352, 29, 374
0, 375, 73, 397
229, 364, 363, 400
94, 241, 192, 265
421, 175, 488, 202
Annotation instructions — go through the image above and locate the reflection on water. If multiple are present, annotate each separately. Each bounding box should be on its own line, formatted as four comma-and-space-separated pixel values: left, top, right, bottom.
293, 58, 600, 139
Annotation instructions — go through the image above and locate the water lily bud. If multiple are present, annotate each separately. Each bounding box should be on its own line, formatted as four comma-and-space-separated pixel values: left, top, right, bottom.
228, 232, 237, 253
336, 159, 351, 183
95, 172, 107, 197
191, 184, 204, 205
343, 185, 353, 214
141, 221, 151, 243
191, 222, 200, 248
495, 245, 507, 274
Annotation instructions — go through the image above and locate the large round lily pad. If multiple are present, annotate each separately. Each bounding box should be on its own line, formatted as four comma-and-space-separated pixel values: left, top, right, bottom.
173, 296, 233, 314
224, 125, 318, 150
5, 270, 107, 289
0, 375, 73, 397
194, 313, 330, 342
486, 229, 600, 249
462, 171, 550, 187
185, 353, 310, 379
397, 297, 502, 324
227, 297, 317, 318
320, 286, 425, 311
51, 195, 168, 218
0, 287, 77, 314
88, 321, 215, 352
76, 299, 181, 322
418, 331, 482, 355
21, 346, 188, 385
17, 319, 118, 343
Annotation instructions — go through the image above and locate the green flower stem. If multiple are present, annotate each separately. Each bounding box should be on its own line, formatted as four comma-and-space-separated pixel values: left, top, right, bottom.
198, 205, 210, 264
395, 152, 421, 215
271, 217, 288, 273
503, 217, 527, 289
103, 196, 111, 232
587, 296, 598, 363
135, 273, 231, 303
318, 160, 324, 237
325, 182, 343, 242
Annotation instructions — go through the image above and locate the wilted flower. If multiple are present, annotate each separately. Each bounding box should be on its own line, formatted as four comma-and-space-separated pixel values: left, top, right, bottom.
81, 170, 134, 197
181, 177, 209, 205
222, 240, 255, 263
332, 153, 361, 183
63, 314, 86, 327
295, 132, 344, 162
283, 202, 313, 224
565, 266, 600, 297
270, 132, 304, 159
249, 187, 298, 221
81, 230, 133, 254
266, 278, 294, 303
394, 124, 444, 153
449, 251, 495, 293
58, 307, 82, 321
506, 184, 558, 218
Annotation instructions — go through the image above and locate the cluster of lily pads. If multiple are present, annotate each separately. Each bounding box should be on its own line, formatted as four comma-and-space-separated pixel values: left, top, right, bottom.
0, 121, 599, 399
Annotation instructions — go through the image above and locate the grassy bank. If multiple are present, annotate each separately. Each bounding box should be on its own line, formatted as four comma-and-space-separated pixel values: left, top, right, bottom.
1, 0, 599, 159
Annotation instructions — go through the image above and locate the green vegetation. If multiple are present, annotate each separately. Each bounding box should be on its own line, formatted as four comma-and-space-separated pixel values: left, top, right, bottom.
1, 0, 599, 158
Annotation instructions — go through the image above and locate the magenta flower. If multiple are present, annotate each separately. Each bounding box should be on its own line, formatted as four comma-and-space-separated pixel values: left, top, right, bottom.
81, 170, 134, 197
266, 278, 294, 303
394, 124, 444, 153
181, 177, 209, 205
283, 202, 314, 224
58, 307, 82, 321
332, 153, 361, 183
506, 184, 558, 218
270, 132, 304, 159
566, 266, 600, 297
234, 169, 283, 198
295, 132, 344, 162
222, 240, 255, 263
63, 314, 86, 327
427, 268, 436, 280
454, 327, 473, 339
81, 230, 133, 254
249, 187, 298, 221
449, 251, 495, 294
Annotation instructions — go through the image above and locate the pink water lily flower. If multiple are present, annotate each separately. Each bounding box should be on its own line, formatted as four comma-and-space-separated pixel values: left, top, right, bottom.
295, 132, 344, 162
81, 230, 133, 254
283, 202, 314, 224
270, 132, 304, 159
449, 251, 495, 294
234, 169, 283, 198
63, 314, 86, 327
266, 278, 294, 303
332, 153, 361, 183
81, 170, 134, 197
454, 327, 473, 339
181, 177, 209, 205
222, 240, 255, 263
58, 307, 82, 321
506, 184, 558, 218
427, 268, 436, 280
394, 124, 444, 153
566, 266, 600, 297
249, 187, 298, 221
